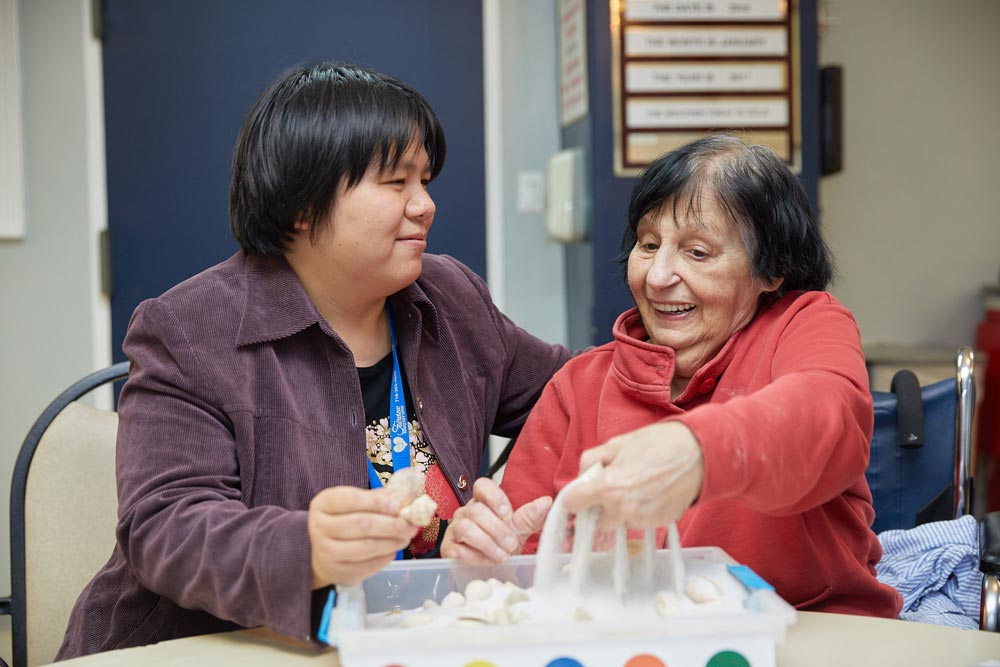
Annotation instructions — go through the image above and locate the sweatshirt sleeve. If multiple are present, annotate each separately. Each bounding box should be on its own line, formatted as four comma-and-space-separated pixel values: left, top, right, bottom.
499, 375, 578, 553
115, 298, 315, 641
678, 294, 874, 515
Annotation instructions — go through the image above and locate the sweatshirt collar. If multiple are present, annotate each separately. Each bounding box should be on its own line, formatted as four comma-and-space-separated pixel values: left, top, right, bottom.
610, 307, 740, 404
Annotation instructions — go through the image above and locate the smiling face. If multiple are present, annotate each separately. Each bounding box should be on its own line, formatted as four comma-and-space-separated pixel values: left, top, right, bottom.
325, 140, 435, 292
627, 192, 780, 387
289, 139, 436, 306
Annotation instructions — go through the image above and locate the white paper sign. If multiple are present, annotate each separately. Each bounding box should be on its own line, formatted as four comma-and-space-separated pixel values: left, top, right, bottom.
625, 26, 787, 57
559, 0, 589, 126
626, 97, 789, 128
625, 0, 787, 22
626, 62, 786, 92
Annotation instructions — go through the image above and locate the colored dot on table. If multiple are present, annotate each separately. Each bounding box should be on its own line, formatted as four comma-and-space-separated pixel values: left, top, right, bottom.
463, 661, 498, 667
546, 658, 585, 667
624, 655, 666, 667
706, 650, 751, 667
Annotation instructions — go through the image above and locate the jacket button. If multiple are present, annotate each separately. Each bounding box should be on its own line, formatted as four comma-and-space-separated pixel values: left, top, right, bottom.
699, 378, 716, 393
457, 474, 468, 490
416, 396, 423, 410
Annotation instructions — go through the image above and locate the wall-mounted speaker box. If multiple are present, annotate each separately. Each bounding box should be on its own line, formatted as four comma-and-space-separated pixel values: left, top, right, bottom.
820, 65, 843, 176
545, 147, 590, 243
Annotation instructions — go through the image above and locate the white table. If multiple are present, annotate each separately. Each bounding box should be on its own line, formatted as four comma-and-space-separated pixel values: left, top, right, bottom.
46, 611, 1000, 667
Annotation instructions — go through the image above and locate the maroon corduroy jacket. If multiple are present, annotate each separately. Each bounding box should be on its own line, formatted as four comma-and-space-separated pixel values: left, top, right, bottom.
56, 251, 570, 659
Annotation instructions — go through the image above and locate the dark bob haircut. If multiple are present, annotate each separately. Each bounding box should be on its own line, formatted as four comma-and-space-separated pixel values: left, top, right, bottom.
229, 62, 446, 256
620, 134, 834, 295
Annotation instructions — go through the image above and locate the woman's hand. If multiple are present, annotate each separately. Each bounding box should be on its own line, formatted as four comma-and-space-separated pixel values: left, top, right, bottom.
441, 478, 552, 564
308, 486, 418, 588
563, 421, 704, 529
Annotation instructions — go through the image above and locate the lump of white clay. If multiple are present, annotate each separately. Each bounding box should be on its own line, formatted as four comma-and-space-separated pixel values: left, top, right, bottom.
386, 468, 424, 505
464, 579, 492, 601
455, 606, 491, 624
421, 599, 438, 609
463, 602, 486, 618
507, 606, 530, 624
503, 589, 530, 606
401, 612, 433, 628
387, 469, 439, 527
440, 591, 466, 609
570, 607, 593, 622
685, 575, 723, 603
655, 591, 683, 617
491, 607, 512, 625
400, 494, 438, 527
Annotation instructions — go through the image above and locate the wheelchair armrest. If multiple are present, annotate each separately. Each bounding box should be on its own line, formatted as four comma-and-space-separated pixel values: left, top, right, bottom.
980, 512, 1000, 575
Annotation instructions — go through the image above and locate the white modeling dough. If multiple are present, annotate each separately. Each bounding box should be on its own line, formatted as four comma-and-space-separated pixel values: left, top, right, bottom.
464, 579, 493, 601
685, 575, 723, 603
399, 494, 437, 527
401, 612, 433, 628
386, 468, 439, 527
440, 591, 466, 609
385, 468, 424, 505
655, 590, 683, 617
504, 589, 530, 606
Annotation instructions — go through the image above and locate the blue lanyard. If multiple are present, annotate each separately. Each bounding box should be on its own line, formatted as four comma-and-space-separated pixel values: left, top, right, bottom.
366, 306, 411, 489
367, 306, 411, 564
318, 306, 414, 647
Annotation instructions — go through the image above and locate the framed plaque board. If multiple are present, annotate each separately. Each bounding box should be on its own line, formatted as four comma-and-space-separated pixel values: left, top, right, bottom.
612, 0, 802, 176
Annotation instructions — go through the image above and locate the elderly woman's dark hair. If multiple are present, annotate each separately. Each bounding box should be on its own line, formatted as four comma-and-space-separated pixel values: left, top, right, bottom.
230, 62, 447, 256
620, 134, 834, 295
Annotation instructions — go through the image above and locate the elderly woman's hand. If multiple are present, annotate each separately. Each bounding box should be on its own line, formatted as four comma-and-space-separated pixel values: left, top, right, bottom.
441, 478, 552, 564
308, 486, 418, 588
563, 421, 704, 530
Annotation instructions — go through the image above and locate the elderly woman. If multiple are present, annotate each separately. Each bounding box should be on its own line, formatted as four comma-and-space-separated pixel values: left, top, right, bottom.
57, 63, 570, 659
442, 135, 902, 618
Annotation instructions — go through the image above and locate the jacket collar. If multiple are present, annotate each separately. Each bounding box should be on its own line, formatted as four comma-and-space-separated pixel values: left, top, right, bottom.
391, 279, 442, 344
610, 307, 740, 405
235, 252, 441, 347
235, 253, 323, 347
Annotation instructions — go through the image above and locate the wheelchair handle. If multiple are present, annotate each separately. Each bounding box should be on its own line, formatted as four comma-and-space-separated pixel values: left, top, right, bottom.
954, 346, 976, 519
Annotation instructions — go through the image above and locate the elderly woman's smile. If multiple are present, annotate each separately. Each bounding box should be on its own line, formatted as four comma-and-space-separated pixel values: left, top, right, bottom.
627, 192, 778, 386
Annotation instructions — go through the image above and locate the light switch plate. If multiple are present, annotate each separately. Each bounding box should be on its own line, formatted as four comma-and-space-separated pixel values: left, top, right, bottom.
517, 171, 545, 213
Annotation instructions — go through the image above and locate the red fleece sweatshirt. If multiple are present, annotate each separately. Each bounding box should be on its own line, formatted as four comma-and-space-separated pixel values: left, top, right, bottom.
501, 291, 902, 617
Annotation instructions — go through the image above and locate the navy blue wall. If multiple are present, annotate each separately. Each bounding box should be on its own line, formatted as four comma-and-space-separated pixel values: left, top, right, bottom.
103, 1, 485, 362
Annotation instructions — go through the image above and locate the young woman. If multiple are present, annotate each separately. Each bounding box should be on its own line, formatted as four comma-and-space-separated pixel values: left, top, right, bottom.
57, 63, 570, 659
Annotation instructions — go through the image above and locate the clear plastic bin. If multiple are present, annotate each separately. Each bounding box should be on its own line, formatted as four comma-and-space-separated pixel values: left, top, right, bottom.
335, 546, 796, 667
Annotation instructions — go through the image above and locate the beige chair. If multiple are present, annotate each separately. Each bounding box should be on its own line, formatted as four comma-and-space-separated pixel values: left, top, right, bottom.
1, 362, 128, 667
